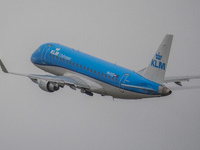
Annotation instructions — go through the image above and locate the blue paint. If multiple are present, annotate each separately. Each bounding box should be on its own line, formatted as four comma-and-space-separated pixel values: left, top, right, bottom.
31, 43, 161, 95
151, 59, 166, 70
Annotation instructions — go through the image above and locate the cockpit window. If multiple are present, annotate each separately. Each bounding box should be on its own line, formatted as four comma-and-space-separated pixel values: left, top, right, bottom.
47, 44, 52, 47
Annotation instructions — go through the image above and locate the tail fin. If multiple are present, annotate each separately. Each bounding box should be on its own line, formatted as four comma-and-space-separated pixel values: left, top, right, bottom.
142, 34, 173, 84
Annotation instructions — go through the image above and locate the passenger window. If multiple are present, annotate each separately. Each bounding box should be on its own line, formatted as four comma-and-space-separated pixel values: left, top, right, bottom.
80, 65, 82, 68
83, 66, 86, 70
108, 76, 110, 79
115, 78, 118, 81
97, 72, 100, 75
56, 56, 58, 59
66, 60, 68, 63
73, 62, 75, 65
52, 55, 55, 58
69, 61, 71, 64
63, 59, 65, 62
94, 70, 96, 73
59, 57, 61, 61
105, 74, 107, 78
112, 77, 114, 80
101, 73, 103, 76
90, 69, 92, 72
76, 64, 78, 67
87, 68, 89, 71
49, 54, 51, 57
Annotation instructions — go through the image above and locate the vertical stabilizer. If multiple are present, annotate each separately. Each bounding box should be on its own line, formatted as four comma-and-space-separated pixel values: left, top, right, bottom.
142, 34, 173, 84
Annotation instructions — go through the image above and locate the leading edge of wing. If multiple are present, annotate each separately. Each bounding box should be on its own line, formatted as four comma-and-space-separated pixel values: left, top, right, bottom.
0, 59, 90, 90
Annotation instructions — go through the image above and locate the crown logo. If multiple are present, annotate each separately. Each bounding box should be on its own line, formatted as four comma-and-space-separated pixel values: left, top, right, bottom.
156, 52, 162, 60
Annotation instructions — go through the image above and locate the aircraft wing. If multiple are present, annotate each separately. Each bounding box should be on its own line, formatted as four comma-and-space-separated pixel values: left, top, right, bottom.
28, 74, 90, 89
0, 59, 90, 90
164, 75, 200, 86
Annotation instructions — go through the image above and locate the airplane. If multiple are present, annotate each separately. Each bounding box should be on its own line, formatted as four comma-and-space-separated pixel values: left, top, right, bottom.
0, 34, 200, 99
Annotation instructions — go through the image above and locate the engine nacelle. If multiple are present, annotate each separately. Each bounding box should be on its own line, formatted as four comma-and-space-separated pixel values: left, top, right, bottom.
38, 80, 59, 92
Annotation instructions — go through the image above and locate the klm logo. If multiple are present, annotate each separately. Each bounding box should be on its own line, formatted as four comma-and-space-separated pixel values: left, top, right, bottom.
156, 52, 162, 60
151, 52, 165, 70
50, 50, 60, 56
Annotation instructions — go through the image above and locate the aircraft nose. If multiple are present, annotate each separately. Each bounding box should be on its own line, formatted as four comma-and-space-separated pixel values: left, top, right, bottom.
31, 48, 41, 64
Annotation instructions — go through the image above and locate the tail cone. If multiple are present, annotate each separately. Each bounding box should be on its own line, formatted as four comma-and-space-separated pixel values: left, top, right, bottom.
159, 86, 172, 96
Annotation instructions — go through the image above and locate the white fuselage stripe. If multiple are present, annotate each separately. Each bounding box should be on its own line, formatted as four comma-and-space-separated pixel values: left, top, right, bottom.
35, 64, 160, 99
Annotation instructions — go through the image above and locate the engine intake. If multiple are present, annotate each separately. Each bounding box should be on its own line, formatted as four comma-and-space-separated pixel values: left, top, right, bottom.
38, 80, 59, 92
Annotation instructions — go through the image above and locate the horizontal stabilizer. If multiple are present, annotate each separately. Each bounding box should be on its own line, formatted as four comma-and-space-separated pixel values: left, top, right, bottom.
164, 75, 200, 86
165, 75, 200, 82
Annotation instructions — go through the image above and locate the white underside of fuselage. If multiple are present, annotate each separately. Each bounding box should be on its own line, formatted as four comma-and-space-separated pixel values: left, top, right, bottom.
35, 64, 160, 99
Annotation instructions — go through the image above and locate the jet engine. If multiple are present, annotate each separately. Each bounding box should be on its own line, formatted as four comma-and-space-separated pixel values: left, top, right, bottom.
38, 80, 59, 92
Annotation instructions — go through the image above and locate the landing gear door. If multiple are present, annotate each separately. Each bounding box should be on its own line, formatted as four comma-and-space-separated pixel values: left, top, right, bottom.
119, 73, 130, 93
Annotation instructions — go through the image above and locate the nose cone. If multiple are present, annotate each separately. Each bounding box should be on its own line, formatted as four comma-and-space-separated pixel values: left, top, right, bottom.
31, 49, 41, 64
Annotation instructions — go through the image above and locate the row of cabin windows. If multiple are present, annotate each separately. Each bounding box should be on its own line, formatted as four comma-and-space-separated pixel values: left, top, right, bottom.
49, 53, 118, 81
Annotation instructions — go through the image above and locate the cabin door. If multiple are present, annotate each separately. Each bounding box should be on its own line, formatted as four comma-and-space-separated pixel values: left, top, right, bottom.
119, 73, 130, 93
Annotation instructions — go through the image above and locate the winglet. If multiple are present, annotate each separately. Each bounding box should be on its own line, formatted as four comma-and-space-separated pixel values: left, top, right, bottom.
0, 59, 8, 73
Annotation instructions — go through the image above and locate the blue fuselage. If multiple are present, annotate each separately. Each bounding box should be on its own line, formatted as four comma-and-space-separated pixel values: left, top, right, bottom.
31, 43, 161, 99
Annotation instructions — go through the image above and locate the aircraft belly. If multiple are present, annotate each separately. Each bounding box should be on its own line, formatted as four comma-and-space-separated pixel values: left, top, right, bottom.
35, 64, 106, 94
35, 64, 159, 99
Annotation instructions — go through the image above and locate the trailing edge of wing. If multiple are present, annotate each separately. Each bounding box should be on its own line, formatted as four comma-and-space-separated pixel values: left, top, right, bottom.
121, 84, 157, 92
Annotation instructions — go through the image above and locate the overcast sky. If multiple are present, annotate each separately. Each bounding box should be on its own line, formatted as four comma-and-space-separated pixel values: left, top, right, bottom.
0, 0, 200, 150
